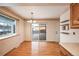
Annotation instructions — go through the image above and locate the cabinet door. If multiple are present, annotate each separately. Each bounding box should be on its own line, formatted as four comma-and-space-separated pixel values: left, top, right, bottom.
70, 3, 79, 28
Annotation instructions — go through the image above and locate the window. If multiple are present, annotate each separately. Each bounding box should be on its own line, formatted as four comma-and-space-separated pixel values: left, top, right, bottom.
0, 14, 16, 38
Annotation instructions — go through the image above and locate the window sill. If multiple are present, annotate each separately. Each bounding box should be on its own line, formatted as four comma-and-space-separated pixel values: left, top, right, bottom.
0, 33, 17, 40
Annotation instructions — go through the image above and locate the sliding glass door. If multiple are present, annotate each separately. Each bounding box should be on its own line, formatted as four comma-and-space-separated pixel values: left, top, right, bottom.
32, 23, 46, 41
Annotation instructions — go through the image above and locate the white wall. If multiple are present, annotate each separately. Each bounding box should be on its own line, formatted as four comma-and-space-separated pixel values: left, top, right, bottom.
0, 8, 26, 56
25, 19, 60, 42
60, 10, 79, 43
25, 22, 32, 41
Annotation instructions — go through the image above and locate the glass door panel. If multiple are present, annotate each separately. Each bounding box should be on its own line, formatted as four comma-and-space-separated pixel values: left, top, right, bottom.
32, 23, 46, 41
39, 24, 46, 41
32, 23, 39, 41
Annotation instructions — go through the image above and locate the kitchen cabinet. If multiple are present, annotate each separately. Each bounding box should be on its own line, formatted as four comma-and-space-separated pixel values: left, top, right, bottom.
70, 3, 79, 28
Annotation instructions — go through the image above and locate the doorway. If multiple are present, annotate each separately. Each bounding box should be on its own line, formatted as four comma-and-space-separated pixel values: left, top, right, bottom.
32, 23, 46, 41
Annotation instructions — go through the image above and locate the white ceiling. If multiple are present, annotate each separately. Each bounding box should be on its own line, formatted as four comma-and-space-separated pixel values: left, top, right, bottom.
6, 3, 70, 19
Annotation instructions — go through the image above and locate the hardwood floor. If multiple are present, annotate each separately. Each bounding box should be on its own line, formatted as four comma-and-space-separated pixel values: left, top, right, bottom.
5, 41, 70, 56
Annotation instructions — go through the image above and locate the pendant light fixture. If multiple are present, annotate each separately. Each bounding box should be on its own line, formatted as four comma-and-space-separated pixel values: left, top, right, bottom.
27, 12, 36, 23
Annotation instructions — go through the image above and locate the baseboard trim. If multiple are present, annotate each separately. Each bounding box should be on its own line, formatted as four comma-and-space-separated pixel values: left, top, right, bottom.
46, 41, 59, 43
24, 40, 59, 43
59, 44, 73, 56
4, 41, 24, 56
4, 48, 16, 56
24, 40, 32, 42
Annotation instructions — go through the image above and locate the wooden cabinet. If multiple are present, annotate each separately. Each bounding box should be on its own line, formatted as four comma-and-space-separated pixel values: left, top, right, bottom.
70, 3, 79, 28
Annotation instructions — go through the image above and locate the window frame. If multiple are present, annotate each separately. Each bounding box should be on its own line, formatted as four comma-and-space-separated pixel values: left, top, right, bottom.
0, 13, 17, 40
